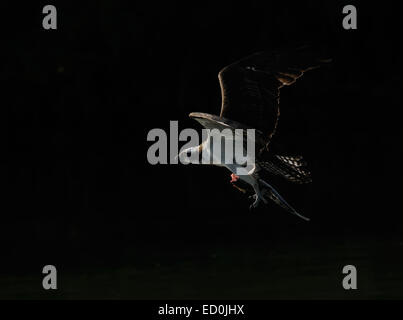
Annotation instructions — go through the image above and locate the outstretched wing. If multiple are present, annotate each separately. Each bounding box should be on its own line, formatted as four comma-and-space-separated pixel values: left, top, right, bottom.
218, 46, 331, 150
259, 179, 310, 221
189, 112, 267, 150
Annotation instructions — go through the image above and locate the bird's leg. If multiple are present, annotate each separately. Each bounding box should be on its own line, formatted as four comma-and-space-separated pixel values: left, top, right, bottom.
249, 182, 268, 210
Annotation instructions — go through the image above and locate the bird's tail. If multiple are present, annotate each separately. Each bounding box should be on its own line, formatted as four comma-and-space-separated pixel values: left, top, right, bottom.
259, 155, 312, 184
258, 178, 310, 221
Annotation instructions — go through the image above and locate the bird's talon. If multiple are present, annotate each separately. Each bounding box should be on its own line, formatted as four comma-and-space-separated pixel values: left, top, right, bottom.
249, 194, 261, 210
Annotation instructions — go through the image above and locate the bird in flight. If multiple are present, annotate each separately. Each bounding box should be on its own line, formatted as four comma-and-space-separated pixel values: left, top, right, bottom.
178, 47, 330, 220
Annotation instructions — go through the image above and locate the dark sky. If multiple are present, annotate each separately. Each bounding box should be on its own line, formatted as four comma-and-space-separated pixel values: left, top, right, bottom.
2, 1, 403, 298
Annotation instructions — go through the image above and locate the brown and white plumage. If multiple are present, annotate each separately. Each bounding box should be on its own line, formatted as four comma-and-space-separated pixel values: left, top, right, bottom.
178, 46, 330, 220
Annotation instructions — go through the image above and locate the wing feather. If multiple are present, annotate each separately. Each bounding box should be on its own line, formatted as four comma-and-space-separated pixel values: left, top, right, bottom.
218, 46, 331, 150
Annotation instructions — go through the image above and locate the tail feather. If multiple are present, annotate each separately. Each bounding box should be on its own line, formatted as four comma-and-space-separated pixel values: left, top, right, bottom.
259, 155, 312, 184
275, 155, 307, 167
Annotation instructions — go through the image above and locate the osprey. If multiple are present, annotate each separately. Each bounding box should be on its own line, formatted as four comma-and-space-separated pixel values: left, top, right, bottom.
178, 47, 330, 220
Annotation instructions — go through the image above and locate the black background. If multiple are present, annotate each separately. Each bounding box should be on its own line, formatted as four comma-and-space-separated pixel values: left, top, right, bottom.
1, 1, 402, 299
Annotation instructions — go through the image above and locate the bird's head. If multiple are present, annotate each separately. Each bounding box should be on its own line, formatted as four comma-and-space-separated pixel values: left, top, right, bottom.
177, 146, 201, 164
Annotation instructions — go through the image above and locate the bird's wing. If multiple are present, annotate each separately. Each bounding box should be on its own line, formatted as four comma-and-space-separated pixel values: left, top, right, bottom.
189, 112, 266, 150
259, 179, 310, 221
189, 112, 242, 131
218, 46, 331, 151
